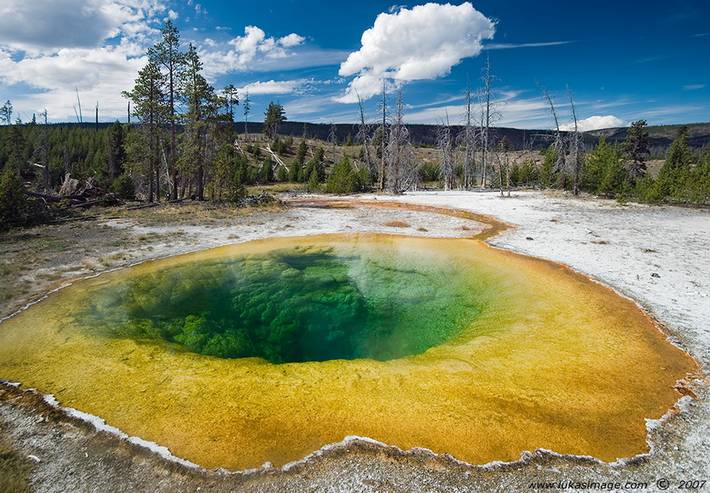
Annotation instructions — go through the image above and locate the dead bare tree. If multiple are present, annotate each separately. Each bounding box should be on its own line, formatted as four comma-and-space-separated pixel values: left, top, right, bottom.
74, 87, 83, 123
480, 57, 493, 188
543, 89, 566, 177
356, 93, 373, 176
385, 90, 417, 193
568, 89, 582, 195
460, 83, 478, 189
31, 109, 51, 190
261, 144, 289, 173
378, 79, 388, 191
494, 138, 512, 197
437, 111, 454, 191
328, 122, 338, 163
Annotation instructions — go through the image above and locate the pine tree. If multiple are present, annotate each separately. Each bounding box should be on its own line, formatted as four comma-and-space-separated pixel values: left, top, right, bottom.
0, 100, 12, 125
222, 84, 239, 122
149, 20, 186, 200
276, 165, 288, 182
263, 102, 286, 140
658, 126, 693, 199
296, 140, 307, 165
583, 137, 627, 197
242, 91, 251, 139
307, 167, 319, 192
260, 159, 274, 183
123, 61, 165, 202
326, 157, 361, 193
179, 43, 217, 200
107, 121, 125, 181
539, 146, 558, 189
624, 120, 650, 179
7, 123, 26, 171
0, 166, 28, 230
665, 126, 693, 169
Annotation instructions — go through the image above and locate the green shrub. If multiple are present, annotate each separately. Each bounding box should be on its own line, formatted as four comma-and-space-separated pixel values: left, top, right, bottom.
276, 165, 288, 182
419, 162, 439, 182
230, 168, 246, 202
325, 157, 362, 194
539, 146, 558, 188
109, 174, 135, 200
633, 176, 662, 203
260, 159, 273, 184
0, 167, 26, 230
288, 163, 301, 182
582, 138, 629, 198
307, 167, 319, 192
510, 160, 539, 187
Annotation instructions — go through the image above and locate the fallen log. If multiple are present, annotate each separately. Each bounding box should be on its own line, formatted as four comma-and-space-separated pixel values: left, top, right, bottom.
69, 195, 120, 209
25, 190, 62, 202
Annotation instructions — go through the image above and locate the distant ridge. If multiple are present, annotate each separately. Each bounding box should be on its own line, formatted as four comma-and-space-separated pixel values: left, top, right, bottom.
586, 122, 710, 151
38, 121, 710, 151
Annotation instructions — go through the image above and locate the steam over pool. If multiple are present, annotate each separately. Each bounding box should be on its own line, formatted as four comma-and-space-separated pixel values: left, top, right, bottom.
82, 246, 481, 362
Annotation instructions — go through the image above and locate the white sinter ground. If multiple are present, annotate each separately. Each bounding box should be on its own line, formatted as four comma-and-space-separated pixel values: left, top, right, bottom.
351, 190, 710, 478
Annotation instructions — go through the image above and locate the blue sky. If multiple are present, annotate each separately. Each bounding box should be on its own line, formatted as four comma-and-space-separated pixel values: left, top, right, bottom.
0, 0, 708, 129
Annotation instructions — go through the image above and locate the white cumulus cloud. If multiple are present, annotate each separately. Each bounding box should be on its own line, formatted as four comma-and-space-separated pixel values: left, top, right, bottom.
0, 0, 167, 120
0, 0, 165, 54
560, 115, 625, 132
336, 2, 495, 103
278, 33, 305, 48
238, 79, 307, 95
200, 26, 307, 78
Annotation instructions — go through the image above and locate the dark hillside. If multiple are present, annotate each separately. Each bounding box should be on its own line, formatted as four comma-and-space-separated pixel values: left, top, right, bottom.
587, 122, 710, 153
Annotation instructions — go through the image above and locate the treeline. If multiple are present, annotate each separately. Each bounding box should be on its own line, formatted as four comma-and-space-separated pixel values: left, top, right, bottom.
492, 122, 710, 205
1, 20, 709, 231
114, 21, 377, 200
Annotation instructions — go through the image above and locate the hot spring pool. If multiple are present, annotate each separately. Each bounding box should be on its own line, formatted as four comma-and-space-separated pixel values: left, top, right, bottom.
0, 233, 697, 470
81, 244, 484, 363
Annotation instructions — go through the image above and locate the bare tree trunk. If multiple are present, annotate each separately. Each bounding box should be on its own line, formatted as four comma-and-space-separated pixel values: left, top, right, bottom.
196, 130, 204, 200
385, 90, 417, 193
568, 90, 581, 196
543, 89, 566, 178
506, 159, 511, 197
498, 155, 504, 197
357, 94, 373, 176
462, 85, 475, 190
41, 109, 50, 190
168, 54, 178, 200
438, 112, 454, 191
481, 57, 492, 188
148, 155, 155, 203
379, 79, 387, 191
148, 88, 158, 202
328, 123, 337, 164
243, 92, 250, 141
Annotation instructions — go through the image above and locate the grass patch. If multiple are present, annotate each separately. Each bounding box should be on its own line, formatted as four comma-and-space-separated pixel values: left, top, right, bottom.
247, 182, 306, 194
108, 202, 283, 226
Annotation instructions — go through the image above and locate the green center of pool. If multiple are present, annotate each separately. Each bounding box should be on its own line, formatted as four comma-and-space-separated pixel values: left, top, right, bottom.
80, 245, 482, 363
